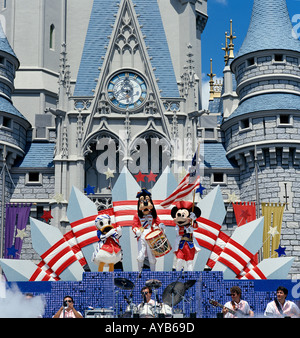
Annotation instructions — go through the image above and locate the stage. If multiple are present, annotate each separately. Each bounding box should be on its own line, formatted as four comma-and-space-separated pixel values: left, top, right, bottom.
5, 271, 300, 318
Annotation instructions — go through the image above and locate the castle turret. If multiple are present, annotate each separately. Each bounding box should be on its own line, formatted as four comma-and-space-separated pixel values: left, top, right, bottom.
0, 22, 31, 257
0, 21, 30, 170
221, 0, 300, 274
222, 0, 300, 175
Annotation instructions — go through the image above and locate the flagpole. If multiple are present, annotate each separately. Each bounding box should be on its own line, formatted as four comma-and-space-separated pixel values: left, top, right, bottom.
254, 145, 263, 262
254, 145, 260, 218
192, 141, 201, 213
0, 145, 6, 264
192, 189, 196, 213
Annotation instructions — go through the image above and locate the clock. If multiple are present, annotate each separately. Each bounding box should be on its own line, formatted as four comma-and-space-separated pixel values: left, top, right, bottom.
107, 71, 147, 110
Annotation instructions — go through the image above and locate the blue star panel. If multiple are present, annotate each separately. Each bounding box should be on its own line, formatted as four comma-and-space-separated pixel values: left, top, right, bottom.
10, 271, 300, 318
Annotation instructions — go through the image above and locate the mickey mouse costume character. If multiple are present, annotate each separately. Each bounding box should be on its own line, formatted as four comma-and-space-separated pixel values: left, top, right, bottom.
132, 189, 165, 272
91, 214, 122, 272
171, 201, 201, 271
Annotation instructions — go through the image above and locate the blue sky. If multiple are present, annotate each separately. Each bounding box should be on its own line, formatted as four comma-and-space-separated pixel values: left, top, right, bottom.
201, 0, 300, 108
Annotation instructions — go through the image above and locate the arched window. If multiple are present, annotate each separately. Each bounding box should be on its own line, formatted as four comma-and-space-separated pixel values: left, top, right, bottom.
49, 24, 55, 50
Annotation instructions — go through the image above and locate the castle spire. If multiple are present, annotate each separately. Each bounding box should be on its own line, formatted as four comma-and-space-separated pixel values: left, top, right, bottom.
0, 21, 27, 122
207, 58, 216, 101
222, 32, 229, 66
0, 22, 18, 62
227, 19, 236, 60
235, 0, 300, 59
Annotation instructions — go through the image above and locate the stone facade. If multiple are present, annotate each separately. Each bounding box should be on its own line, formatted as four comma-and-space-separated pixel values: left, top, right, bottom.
215, 0, 300, 278
0, 0, 209, 260
1, 0, 300, 279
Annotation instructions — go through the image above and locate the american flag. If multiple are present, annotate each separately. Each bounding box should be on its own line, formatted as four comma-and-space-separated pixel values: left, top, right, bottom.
160, 174, 200, 209
160, 150, 200, 209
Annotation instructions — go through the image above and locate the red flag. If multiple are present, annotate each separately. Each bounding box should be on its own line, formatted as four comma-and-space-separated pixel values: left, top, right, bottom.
232, 202, 256, 227
232, 201, 258, 265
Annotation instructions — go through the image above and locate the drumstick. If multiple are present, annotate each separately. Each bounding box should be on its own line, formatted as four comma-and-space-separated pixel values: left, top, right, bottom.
140, 220, 148, 233
134, 220, 148, 237
192, 141, 201, 213
192, 190, 195, 213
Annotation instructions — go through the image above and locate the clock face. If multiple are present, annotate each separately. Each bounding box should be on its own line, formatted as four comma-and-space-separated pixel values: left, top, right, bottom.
107, 72, 147, 110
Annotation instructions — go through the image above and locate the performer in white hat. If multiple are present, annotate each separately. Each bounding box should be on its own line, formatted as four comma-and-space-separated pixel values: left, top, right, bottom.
132, 189, 165, 272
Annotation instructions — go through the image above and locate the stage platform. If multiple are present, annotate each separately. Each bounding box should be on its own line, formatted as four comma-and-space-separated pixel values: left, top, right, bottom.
7, 271, 300, 318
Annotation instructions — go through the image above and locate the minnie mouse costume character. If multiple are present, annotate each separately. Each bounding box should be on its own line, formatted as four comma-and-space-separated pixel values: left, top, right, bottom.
132, 189, 165, 272
91, 214, 122, 272
171, 201, 201, 271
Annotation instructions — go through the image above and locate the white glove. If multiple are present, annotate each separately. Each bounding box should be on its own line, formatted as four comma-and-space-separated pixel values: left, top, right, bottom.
134, 229, 141, 237
116, 226, 122, 237
105, 228, 116, 238
159, 223, 166, 232
185, 225, 194, 234
189, 212, 197, 222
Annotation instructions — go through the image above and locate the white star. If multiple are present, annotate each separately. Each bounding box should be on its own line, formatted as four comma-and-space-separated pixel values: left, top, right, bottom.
52, 193, 64, 204
15, 228, 27, 240
228, 191, 239, 203
104, 168, 115, 180
268, 226, 279, 237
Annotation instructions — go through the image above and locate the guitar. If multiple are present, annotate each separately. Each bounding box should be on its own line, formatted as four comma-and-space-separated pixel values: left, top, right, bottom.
209, 299, 249, 318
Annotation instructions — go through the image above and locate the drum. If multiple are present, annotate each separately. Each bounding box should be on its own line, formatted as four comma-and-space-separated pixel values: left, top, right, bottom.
85, 308, 114, 318
138, 303, 154, 318
145, 229, 172, 258
123, 304, 138, 318
159, 303, 172, 318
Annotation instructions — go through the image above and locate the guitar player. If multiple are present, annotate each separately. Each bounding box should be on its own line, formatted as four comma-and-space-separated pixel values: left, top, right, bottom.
222, 286, 254, 318
264, 286, 300, 318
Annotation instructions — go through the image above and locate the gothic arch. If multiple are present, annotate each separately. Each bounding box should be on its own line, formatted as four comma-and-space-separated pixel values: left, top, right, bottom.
128, 130, 172, 183
83, 129, 127, 197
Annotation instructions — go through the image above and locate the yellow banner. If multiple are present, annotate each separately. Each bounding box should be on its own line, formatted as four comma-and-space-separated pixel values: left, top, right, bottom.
261, 202, 285, 259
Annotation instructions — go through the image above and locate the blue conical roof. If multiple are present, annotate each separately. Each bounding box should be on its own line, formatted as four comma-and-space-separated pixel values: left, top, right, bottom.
0, 22, 18, 60
236, 0, 300, 59
0, 23, 24, 120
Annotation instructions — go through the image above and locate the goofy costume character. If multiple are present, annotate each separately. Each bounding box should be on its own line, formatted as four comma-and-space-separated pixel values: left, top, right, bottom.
132, 189, 165, 272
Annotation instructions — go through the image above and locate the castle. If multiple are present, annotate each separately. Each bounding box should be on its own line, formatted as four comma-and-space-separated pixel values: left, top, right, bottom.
0, 0, 299, 278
